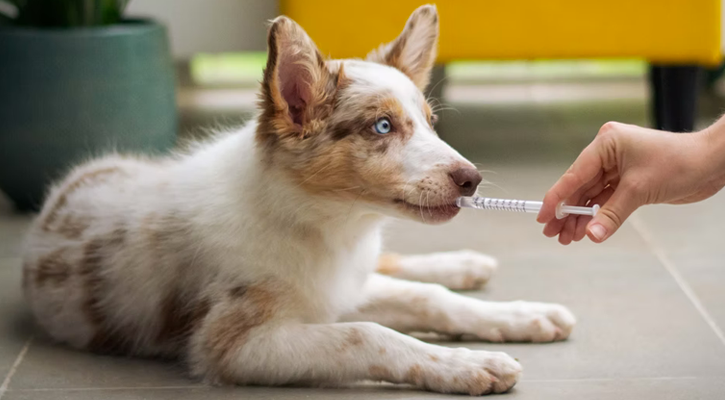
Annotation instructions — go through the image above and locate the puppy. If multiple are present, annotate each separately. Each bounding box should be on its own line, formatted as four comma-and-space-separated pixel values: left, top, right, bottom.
22, 5, 575, 395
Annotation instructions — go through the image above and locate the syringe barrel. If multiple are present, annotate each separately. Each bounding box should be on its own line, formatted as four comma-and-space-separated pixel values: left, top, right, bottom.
458, 197, 543, 213
523, 201, 543, 213
456, 196, 599, 218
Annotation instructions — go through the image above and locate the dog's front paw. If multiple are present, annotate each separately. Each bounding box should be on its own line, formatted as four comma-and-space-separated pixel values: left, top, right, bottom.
417, 348, 521, 395
477, 301, 576, 343
407, 250, 498, 290
442, 250, 498, 290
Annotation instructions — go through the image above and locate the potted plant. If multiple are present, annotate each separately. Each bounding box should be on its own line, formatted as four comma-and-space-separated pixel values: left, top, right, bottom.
0, 0, 177, 211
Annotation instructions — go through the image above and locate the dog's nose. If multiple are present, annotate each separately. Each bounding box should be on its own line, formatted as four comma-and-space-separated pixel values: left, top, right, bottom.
449, 167, 482, 196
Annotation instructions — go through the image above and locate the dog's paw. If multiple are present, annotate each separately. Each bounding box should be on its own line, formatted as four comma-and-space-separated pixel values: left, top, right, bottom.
440, 250, 498, 290
475, 301, 576, 343
400, 250, 498, 290
417, 348, 521, 395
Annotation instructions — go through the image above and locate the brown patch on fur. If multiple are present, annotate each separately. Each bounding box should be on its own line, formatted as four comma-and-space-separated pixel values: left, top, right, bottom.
374, 141, 390, 154
228, 285, 248, 298
378, 347, 387, 355
423, 102, 438, 129
42, 167, 121, 231
428, 354, 439, 362
205, 284, 278, 369
405, 363, 425, 386
340, 327, 364, 351
376, 253, 401, 276
462, 274, 480, 290
80, 227, 132, 355
156, 290, 211, 347
56, 213, 92, 239
329, 95, 413, 143
34, 249, 71, 287
369, 365, 392, 380
138, 211, 207, 351
141, 211, 186, 246
379, 97, 406, 121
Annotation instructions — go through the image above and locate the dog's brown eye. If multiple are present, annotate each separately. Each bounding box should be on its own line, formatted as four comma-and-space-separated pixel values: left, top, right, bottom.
374, 117, 392, 134
430, 114, 439, 126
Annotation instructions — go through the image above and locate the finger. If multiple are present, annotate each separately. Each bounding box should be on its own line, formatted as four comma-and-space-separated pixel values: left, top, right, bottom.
574, 188, 614, 241
572, 192, 603, 241
586, 183, 643, 243
558, 214, 578, 245
543, 218, 566, 237
537, 143, 606, 223
542, 175, 599, 240
582, 178, 608, 201
573, 215, 592, 241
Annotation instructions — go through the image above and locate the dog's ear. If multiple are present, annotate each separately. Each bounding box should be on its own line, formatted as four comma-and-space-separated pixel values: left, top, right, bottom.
261, 16, 332, 136
366, 5, 439, 91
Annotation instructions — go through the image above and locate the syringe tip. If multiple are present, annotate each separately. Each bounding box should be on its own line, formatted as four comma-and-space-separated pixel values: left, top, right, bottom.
456, 197, 475, 208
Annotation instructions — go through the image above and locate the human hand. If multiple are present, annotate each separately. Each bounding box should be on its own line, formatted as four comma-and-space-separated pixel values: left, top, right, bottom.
537, 121, 725, 244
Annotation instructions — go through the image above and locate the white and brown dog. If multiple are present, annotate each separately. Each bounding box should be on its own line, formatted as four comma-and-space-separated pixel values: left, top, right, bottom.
22, 5, 574, 395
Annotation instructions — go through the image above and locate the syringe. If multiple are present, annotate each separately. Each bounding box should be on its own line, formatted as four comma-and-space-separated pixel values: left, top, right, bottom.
456, 196, 599, 220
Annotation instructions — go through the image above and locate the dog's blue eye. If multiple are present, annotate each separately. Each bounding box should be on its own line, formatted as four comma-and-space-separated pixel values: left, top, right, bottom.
374, 118, 392, 134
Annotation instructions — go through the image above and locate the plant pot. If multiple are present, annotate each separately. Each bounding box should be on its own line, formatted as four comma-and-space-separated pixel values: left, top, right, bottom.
0, 20, 177, 212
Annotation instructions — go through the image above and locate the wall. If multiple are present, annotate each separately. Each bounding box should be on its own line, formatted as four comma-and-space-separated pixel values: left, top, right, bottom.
126, 0, 278, 59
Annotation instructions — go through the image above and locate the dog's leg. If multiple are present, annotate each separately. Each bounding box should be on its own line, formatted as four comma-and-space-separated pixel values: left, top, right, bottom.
377, 250, 498, 290
341, 274, 575, 342
188, 291, 521, 395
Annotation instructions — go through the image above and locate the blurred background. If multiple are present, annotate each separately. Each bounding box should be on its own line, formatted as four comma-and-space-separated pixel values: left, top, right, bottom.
1, 0, 724, 210
135, 0, 725, 161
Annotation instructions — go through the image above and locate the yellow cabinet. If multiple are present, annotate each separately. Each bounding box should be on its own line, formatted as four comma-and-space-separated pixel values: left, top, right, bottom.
281, 0, 721, 65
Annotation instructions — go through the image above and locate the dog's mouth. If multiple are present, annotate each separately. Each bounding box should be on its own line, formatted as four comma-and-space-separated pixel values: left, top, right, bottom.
393, 198, 460, 223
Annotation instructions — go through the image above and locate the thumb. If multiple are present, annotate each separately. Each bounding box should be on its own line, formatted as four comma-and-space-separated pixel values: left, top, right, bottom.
586, 187, 642, 243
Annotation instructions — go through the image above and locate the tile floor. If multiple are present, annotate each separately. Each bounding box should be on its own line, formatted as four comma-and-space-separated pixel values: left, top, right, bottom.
2, 82, 725, 399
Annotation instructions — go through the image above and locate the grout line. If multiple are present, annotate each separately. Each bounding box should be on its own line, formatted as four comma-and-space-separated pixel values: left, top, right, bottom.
0, 336, 33, 400
631, 215, 725, 347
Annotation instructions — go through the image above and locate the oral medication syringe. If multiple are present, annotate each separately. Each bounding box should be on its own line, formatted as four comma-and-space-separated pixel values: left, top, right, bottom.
456, 196, 599, 220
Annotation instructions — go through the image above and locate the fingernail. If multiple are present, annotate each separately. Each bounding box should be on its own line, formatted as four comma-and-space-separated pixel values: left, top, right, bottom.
589, 224, 607, 241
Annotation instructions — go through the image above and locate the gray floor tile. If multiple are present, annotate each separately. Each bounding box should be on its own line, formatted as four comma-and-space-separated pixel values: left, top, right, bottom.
634, 194, 725, 343
8, 339, 197, 390
494, 257, 725, 378
0, 210, 32, 259
664, 255, 725, 338
509, 378, 725, 400
429, 253, 725, 381
635, 193, 725, 257
5, 378, 725, 400
0, 258, 33, 387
